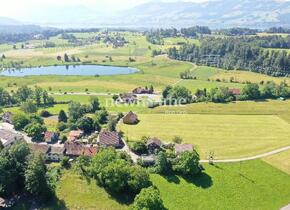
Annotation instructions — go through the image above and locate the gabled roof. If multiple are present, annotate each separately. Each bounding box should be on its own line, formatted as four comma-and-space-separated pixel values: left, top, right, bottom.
50, 145, 65, 155
64, 142, 98, 156
0, 129, 23, 147
68, 130, 84, 141
30, 143, 50, 154
98, 130, 121, 147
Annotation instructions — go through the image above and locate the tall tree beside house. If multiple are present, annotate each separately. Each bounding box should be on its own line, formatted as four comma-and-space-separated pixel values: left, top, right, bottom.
34, 86, 43, 106
58, 110, 68, 123
24, 122, 47, 142
107, 116, 118, 132
68, 102, 84, 122
25, 154, 54, 201
89, 96, 100, 113
173, 150, 202, 176
0, 142, 30, 197
77, 116, 94, 134
12, 113, 31, 131
154, 152, 171, 175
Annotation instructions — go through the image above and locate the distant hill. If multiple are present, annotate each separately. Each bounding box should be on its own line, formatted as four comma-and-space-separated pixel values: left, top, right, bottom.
106, 0, 290, 29
0, 17, 21, 25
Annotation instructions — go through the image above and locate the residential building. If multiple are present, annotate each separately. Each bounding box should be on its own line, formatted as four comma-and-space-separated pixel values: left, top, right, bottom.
146, 137, 162, 154
175, 144, 193, 155
68, 130, 84, 141
0, 129, 23, 148
97, 130, 123, 148
44, 131, 59, 144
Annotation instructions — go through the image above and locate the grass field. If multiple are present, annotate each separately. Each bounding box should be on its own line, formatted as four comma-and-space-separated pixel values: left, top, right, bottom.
12, 160, 290, 210
152, 99, 290, 123
211, 70, 290, 85
119, 114, 290, 159
151, 160, 290, 210
263, 150, 290, 175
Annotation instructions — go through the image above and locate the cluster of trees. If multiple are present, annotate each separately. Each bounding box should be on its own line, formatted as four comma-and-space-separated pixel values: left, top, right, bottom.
195, 82, 290, 103
145, 26, 211, 45
0, 86, 54, 108
216, 28, 258, 36
13, 113, 47, 141
267, 27, 290, 34
76, 148, 151, 194
168, 37, 290, 76
180, 26, 211, 37
0, 142, 55, 201
162, 86, 193, 105
180, 70, 195, 79
57, 53, 81, 62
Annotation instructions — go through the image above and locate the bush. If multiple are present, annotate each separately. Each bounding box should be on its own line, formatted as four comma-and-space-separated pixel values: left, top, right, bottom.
40, 110, 51, 118
130, 186, 166, 210
131, 141, 147, 155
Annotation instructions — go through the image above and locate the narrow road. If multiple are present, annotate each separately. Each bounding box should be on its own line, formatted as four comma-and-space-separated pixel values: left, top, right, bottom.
200, 146, 290, 163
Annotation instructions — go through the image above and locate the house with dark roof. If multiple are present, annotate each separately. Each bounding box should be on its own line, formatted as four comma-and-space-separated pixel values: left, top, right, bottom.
2, 112, 13, 124
116, 93, 137, 104
30, 143, 50, 155
146, 137, 162, 154
47, 146, 66, 162
97, 130, 123, 148
122, 111, 138, 125
175, 144, 193, 155
30, 144, 66, 162
0, 129, 23, 148
44, 131, 59, 144
64, 142, 98, 158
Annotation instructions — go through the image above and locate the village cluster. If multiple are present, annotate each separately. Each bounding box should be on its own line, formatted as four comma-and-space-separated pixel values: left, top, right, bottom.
0, 87, 194, 166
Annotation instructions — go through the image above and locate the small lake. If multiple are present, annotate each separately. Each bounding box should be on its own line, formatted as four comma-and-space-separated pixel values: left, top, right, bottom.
0, 65, 138, 77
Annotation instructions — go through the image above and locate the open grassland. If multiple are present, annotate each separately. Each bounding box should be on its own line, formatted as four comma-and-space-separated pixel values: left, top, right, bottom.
211, 70, 290, 85
11, 161, 290, 210
119, 114, 290, 159
263, 150, 290, 175
152, 99, 290, 123
151, 160, 290, 210
52, 172, 130, 210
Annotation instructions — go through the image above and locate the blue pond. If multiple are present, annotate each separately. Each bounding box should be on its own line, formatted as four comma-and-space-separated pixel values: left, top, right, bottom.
0, 65, 138, 77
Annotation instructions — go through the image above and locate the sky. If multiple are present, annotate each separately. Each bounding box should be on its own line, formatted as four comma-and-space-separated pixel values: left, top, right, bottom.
0, 0, 209, 20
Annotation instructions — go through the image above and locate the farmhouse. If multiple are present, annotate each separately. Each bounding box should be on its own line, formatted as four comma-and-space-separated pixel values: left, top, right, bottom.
30, 143, 50, 155
44, 131, 59, 144
0, 129, 23, 148
97, 130, 123, 148
64, 142, 98, 157
68, 130, 84, 141
175, 144, 193, 155
47, 146, 65, 162
117, 93, 137, 104
146, 137, 162, 153
122, 111, 138, 124
2, 112, 13, 124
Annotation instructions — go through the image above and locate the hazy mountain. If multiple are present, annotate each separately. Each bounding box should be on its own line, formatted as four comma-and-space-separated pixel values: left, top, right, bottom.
1, 0, 290, 29
105, 0, 290, 29
0, 17, 21, 25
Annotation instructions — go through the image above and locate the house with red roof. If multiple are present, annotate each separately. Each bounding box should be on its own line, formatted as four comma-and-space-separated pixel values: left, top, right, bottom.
97, 130, 123, 148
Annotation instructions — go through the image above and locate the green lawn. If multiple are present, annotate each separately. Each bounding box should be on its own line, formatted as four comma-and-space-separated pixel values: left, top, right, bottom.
151, 160, 290, 210
119, 114, 290, 159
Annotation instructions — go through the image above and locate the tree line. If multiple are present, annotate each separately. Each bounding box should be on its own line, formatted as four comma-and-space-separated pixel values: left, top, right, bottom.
168, 37, 290, 76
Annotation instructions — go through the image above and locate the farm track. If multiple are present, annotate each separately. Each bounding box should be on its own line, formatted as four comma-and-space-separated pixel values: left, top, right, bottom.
200, 146, 290, 163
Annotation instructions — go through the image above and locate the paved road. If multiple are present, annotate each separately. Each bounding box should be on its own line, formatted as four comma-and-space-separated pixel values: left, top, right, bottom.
200, 146, 290, 163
